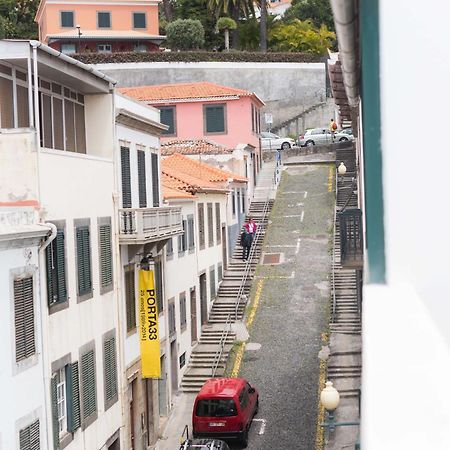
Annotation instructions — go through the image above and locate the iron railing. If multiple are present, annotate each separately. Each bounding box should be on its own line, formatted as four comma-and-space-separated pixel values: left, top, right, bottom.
338, 209, 363, 267
211, 313, 232, 378
118, 206, 183, 243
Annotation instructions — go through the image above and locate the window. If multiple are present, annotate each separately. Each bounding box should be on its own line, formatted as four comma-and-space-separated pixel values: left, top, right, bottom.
232, 189, 236, 216
240, 189, 245, 213
207, 203, 214, 247
121, 146, 132, 208
168, 302, 176, 336
187, 215, 195, 250
97, 11, 111, 28
204, 104, 226, 134
179, 352, 186, 369
195, 399, 237, 417
125, 265, 136, 332
19, 419, 40, 450
99, 219, 113, 294
103, 334, 118, 410
179, 292, 186, 328
134, 43, 148, 52
198, 203, 205, 249
76, 224, 92, 298
46, 229, 67, 307
154, 260, 164, 313
218, 263, 223, 282
151, 153, 160, 206
60, 11, 74, 27
239, 388, 249, 410
60, 44, 77, 55
251, 104, 255, 132
159, 106, 175, 135
97, 44, 112, 53
133, 12, 146, 28
215, 203, 221, 244
209, 266, 216, 300
166, 238, 173, 257
80, 348, 97, 424
51, 362, 81, 447
14, 276, 35, 362
137, 149, 147, 208
178, 219, 187, 254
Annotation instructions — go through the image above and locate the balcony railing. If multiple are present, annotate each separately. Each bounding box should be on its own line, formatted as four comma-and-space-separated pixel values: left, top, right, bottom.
118, 206, 183, 244
338, 208, 363, 268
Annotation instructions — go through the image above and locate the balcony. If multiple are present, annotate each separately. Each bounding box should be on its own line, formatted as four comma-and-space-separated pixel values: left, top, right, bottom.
338, 208, 363, 268
118, 206, 183, 244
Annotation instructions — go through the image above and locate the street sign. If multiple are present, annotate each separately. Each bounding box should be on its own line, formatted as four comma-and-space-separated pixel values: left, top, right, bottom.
265, 113, 273, 124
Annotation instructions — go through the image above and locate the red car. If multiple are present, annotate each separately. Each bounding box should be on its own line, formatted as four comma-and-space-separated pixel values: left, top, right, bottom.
192, 378, 259, 448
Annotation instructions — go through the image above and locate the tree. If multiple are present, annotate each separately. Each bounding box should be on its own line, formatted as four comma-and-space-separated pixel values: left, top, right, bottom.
269, 19, 335, 54
166, 19, 205, 50
282, 0, 334, 31
259, 0, 267, 52
216, 17, 237, 51
0, 0, 39, 39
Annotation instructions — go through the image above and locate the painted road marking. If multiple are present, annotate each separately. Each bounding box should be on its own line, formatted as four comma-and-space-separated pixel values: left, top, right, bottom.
304, 191, 308, 198
253, 418, 267, 435
265, 244, 296, 248
246, 279, 264, 328
300, 210, 305, 222
256, 272, 295, 280
281, 214, 304, 218
284, 191, 307, 194
296, 238, 301, 254
328, 167, 334, 192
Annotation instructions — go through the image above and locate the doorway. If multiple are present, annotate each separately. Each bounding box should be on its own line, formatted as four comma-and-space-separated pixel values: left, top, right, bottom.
221, 225, 227, 270
199, 273, 207, 325
170, 340, 178, 394
158, 356, 167, 416
130, 378, 142, 450
190, 287, 197, 344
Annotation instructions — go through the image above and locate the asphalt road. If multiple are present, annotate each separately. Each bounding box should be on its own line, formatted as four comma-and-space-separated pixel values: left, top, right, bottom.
230, 164, 334, 450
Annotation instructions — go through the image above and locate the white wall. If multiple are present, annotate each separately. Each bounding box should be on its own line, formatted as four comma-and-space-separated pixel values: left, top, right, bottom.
363, 2, 450, 449
0, 245, 48, 450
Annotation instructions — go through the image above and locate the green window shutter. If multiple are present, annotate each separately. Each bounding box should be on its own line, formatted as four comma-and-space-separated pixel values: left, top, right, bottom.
154, 261, 163, 313
46, 243, 55, 306
180, 293, 186, 327
19, 419, 40, 450
121, 146, 132, 208
104, 337, 118, 404
198, 203, 205, 248
215, 203, 221, 244
137, 149, 147, 208
207, 203, 214, 247
160, 107, 175, 135
50, 375, 60, 450
67, 362, 81, 432
218, 263, 223, 282
125, 266, 136, 332
46, 230, 67, 306
188, 216, 195, 250
205, 105, 225, 133
209, 268, 216, 300
151, 153, 160, 207
99, 224, 113, 290
76, 226, 92, 296
14, 276, 35, 362
81, 349, 97, 420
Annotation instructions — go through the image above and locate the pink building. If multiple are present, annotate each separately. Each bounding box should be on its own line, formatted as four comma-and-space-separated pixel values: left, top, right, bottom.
35, 0, 164, 54
119, 81, 265, 178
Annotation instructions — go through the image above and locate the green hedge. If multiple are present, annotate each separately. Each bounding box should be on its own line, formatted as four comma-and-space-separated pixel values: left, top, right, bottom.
75, 51, 324, 64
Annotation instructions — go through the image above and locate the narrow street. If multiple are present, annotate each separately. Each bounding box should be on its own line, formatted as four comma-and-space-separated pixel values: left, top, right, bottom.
235, 162, 334, 449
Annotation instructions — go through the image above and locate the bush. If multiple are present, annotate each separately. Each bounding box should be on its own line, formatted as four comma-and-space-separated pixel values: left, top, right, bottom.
166, 19, 205, 50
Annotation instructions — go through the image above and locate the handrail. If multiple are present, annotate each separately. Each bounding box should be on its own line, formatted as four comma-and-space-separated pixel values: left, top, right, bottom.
234, 198, 271, 320
331, 167, 338, 323
211, 313, 232, 377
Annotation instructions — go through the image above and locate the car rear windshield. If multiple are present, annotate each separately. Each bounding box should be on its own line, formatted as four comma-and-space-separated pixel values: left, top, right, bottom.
195, 399, 238, 417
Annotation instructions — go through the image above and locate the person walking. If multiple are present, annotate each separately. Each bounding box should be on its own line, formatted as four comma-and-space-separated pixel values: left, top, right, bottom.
241, 217, 257, 261
330, 118, 338, 142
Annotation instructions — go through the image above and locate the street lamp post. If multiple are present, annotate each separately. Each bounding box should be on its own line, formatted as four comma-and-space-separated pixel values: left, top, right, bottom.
320, 381, 359, 443
76, 25, 82, 53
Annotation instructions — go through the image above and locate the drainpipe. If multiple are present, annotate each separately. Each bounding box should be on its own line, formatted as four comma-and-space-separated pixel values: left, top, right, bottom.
38, 222, 57, 450
330, 0, 359, 108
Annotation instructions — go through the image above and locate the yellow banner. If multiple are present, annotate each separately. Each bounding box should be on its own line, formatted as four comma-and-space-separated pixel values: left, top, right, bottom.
139, 269, 161, 378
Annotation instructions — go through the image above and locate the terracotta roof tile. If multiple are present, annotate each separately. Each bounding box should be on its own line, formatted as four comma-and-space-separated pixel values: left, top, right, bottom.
118, 81, 264, 105
161, 139, 232, 156
161, 153, 247, 199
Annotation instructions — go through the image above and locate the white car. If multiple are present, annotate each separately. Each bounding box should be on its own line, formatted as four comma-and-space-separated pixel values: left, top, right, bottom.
298, 128, 354, 147
260, 132, 296, 150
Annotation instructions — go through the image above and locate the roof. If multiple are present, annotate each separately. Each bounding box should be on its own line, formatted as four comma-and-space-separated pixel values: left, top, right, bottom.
46, 30, 165, 41
161, 153, 247, 200
118, 81, 265, 106
197, 378, 247, 398
161, 139, 232, 156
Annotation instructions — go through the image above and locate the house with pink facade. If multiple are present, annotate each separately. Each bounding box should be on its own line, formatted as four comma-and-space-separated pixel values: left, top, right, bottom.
35, 0, 164, 54
119, 81, 265, 185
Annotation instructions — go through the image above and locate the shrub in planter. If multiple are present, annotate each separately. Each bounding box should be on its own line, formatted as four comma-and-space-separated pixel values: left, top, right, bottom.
166, 19, 205, 50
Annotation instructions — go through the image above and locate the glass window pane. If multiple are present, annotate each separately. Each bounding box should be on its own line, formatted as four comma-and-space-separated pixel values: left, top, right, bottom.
41, 94, 52, 148
60, 11, 74, 27
64, 100, 75, 152
17, 84, 29, 128
160, 107, 175, 135
133, 12, 146, 28
75, 103, 86, 153
53, 98, 64, 150
0, 77, 14, 128
97, 12, 111, 28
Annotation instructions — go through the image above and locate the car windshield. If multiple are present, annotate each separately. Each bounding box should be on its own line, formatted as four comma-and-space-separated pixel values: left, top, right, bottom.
261, 132, 278, 139
195, 399, 237, 417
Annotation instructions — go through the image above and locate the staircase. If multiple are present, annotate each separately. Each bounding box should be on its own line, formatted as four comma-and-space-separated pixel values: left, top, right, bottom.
180, 168, 276, 392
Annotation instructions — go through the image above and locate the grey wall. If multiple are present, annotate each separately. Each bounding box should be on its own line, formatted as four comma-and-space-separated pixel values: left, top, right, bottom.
94, 61, 327, 132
